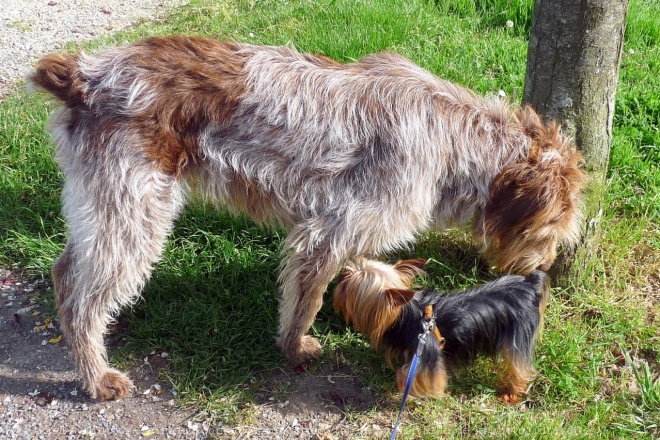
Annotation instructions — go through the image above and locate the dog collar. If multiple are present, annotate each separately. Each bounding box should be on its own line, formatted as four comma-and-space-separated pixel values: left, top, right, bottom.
423, 305, 445, 350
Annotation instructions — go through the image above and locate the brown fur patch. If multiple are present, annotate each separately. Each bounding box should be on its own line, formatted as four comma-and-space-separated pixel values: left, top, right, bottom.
126, 37, 249, 176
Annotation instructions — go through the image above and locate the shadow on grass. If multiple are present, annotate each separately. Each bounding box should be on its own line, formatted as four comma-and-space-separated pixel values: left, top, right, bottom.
101, 220, 492, 412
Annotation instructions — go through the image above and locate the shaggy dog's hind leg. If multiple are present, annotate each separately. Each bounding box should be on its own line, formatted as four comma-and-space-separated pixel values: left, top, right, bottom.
54, 165, 183, 400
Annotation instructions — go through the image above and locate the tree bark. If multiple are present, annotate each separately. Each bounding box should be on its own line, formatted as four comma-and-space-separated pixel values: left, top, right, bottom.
523, 0, 630, 285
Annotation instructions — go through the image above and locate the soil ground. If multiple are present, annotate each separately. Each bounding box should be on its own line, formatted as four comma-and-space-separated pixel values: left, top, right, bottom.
0, 269, 389, 439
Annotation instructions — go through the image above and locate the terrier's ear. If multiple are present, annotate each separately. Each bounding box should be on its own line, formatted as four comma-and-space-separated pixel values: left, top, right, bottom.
336, 269, 351, 285
332, 281, 352, 321
394, 259, 426, 285
395, 258, 427, 271
385, 288, 416, 307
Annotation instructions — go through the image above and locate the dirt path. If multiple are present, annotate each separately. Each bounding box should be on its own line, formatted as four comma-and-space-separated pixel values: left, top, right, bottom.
0, 0, 187, 97
0, 269, 208, 439
0, 269, 389, 439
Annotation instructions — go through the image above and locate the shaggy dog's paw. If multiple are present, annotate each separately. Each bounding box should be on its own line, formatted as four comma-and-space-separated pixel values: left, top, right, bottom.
90, 369, 134, 401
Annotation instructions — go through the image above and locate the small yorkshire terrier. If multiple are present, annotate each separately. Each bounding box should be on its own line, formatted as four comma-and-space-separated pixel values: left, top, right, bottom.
333, 258, 550, 403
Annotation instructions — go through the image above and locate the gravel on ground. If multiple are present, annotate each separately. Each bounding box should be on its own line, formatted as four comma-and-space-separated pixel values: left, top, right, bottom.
0, 0, 187, 96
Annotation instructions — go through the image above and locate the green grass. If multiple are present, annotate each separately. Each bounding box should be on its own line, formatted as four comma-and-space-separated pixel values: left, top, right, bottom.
1, 0, 659, 437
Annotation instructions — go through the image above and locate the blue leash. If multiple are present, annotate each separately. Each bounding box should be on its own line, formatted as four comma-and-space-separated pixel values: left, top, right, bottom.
389, 351, 421, 440
389, 312, 435, 440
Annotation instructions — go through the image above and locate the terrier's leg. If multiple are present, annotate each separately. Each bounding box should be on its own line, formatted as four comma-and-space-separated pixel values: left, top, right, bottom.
497, 351, 536, 404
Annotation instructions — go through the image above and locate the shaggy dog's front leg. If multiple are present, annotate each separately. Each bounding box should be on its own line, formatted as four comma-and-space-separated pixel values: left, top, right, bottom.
276, 230, 345, 365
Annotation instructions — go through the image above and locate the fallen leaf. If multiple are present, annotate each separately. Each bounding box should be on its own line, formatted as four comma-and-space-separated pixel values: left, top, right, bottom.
34, 391, 55, 406
16, 305, 38, 315
613, 350, 627, 366
329, 391, 345, 407
293, 363, 308, 374
0, 273, 17, 288
49, 335, 63, 344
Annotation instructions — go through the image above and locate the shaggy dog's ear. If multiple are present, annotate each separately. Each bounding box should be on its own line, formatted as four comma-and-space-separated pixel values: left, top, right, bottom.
482, 163, 546, 237
475, 139, 585, 273
479, 110, 587, 273
483, 150, 584, 239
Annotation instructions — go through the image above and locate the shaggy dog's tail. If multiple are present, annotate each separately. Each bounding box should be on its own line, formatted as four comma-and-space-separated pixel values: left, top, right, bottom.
29, 53, 86, 107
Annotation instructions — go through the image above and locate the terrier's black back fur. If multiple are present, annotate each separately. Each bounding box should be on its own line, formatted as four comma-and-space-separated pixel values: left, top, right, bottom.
383, 270, 548, 370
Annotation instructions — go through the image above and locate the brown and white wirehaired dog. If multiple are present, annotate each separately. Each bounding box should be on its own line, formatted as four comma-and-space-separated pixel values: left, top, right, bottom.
333, 258, 549, 403
29, 35, 584, 400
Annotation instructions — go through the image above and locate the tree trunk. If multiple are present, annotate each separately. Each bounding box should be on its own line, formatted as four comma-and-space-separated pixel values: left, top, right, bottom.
523, 0, 630, 286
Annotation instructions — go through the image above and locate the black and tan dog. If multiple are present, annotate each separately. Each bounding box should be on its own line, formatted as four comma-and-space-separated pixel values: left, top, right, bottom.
334, 258, 549, 403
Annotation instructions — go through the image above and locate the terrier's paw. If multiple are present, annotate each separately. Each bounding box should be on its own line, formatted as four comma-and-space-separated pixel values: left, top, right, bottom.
497, 390, 521, 405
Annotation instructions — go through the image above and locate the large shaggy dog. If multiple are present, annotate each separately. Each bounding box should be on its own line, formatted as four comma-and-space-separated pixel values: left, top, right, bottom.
30, 35, 585, 400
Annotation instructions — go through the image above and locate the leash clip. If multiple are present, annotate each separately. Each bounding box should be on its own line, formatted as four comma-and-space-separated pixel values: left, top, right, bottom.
422, 305, 445, 350
415, 316, 434, 357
